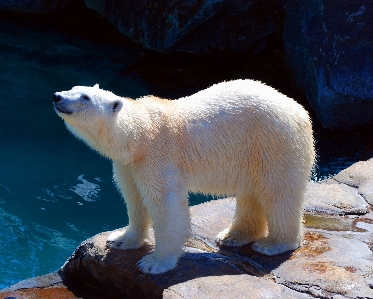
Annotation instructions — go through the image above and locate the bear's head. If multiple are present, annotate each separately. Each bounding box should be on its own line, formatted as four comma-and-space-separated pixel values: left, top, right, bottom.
53, 84, 125, 159
53, 84, 123, 120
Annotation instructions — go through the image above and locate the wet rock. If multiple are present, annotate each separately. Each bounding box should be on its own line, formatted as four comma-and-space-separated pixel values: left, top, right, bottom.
0, 0, 73, 14
283, 0, 373, 130
304, 181, 369, 215
84, 0, 286, 54
334, 158, 373, 205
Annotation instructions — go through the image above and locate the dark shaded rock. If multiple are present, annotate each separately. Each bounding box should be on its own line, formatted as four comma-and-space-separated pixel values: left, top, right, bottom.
85, 0, 286, 54
62, 232, 262, 298
0, 0, 73, 14
0, 272, 108, 299
283, 0, 373, 130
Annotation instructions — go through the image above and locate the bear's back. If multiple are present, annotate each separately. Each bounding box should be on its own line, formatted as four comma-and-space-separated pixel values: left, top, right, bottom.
172, 79, 309, 131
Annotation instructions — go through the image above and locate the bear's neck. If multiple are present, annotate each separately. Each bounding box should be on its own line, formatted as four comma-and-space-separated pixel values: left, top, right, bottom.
95, 100, 150, 164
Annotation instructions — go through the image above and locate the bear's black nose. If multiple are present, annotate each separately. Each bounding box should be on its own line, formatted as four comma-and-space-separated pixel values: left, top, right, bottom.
53, 93, 61, 103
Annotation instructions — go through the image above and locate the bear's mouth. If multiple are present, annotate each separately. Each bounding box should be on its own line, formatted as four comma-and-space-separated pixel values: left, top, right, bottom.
54, 104, 73, 115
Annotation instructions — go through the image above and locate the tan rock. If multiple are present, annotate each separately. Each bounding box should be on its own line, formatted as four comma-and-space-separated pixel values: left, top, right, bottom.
304, 181, 369, 215
334, 158, 373, 205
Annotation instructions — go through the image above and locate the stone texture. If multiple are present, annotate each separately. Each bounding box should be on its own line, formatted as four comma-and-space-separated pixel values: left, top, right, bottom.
60, 230, 251, 298
0, 0, 73, 14
304, 181, 369, 215
334, 158, 373, 205
274, 233, 373, 298
85, 0, 286, 54
0, 272, 108, 299
85, 0, 105, 16
283, 0, 373, 130
166, 275, 311, 299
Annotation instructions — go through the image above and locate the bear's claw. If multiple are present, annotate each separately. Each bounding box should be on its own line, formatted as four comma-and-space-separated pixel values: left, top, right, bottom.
137, 253, 178, 274
106, 229, 144, 250
216, 228, 253, 247
252, 240, 299, 256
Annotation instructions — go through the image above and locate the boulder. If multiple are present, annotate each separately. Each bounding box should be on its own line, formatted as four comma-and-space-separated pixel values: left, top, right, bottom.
334, 158, 373, 205
283, 0, 373, 130
0, 0, 73, 14
304, 181, 369, 215
84, 0, 286, 54
60, 227, 311, 299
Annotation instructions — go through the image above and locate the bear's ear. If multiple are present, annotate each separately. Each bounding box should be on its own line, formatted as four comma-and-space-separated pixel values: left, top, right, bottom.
93, 84, 99, 89
112, 100, 123, 113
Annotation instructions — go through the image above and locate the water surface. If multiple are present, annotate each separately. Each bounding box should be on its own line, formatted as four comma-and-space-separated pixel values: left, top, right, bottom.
0, 14, 147, 287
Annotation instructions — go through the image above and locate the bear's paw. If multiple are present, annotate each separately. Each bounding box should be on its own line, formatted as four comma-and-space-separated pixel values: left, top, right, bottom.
252, 239, 299, 256
137, 252, 180, 274
215, 228, 254, 247
106, 229, 145, 250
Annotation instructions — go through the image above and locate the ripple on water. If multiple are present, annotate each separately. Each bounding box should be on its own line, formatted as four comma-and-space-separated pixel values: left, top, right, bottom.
0, 221, 79, 288
69, 175, 101, 202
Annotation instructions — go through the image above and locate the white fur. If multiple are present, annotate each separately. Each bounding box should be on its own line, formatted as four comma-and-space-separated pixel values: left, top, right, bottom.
54, 80, 315, 274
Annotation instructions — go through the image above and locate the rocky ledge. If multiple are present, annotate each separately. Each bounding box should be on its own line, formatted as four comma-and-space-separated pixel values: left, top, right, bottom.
2, 158, 373, 299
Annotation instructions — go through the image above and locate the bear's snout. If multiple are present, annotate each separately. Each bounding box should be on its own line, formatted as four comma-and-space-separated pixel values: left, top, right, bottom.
53, 93, 73, 115
53, 93, 61, 103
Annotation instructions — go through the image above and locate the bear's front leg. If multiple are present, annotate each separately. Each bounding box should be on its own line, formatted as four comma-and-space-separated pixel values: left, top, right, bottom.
136, 173, 191, 274
106, 162, 152, 250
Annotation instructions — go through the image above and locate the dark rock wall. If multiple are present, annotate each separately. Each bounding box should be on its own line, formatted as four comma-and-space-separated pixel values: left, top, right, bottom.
104, 0, 286, 54
0, 0, 74, 14
1, 0, 373, 130
283, 0, 373, 130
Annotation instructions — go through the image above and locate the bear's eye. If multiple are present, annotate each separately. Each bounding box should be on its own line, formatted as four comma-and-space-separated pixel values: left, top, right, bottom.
82, 94, 90, 101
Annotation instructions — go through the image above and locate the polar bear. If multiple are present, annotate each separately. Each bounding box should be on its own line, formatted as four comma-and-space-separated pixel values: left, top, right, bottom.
53, 80, 315, 274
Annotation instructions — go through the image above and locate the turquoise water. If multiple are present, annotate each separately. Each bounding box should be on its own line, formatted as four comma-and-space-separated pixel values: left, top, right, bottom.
0, 13, 371, 289
0, 15, 147, 288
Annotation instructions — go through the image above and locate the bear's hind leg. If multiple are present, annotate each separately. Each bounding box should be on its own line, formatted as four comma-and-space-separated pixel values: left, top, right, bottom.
107, 162, 151, 250
252, 192, 304, 256
216, 194, 267, 247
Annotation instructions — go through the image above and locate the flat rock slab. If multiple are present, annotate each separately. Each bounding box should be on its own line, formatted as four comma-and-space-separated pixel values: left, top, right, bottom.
304, 181, 369, 215
334, 158, 373, 205
275, 232, 373, 298
164, 274, 311, 299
